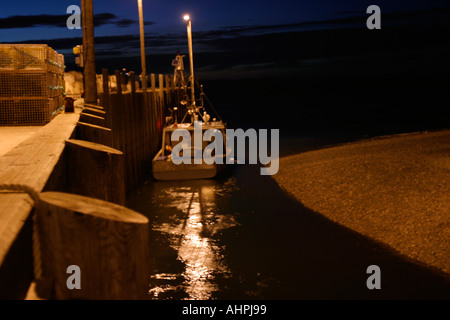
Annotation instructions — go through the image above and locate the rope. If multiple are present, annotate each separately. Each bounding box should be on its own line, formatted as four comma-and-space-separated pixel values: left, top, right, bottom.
194, 78, 224, 123
0, 184, 43, 282
0, 183, 40, 204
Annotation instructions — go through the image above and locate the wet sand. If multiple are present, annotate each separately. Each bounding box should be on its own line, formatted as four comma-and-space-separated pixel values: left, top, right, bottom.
273, 129, 450, 275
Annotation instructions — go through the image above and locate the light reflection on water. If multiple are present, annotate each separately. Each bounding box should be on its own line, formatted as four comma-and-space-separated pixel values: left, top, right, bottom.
128, 176, 240, 300
125, 138, 450, 300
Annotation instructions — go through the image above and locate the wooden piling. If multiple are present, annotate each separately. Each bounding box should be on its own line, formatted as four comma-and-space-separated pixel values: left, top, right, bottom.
158, 74, 164, 100
75, 122, 113, 147
81, 106, 106, 118
79, 112, 106, 128
64, 139, 126, 205
165, 74, 171, 101
124, 92, 134, 191
0, 67, 181, 298
130, 72, 136, 93
84, 103, 104, 110
101, 69, 112, 129
150, 74, 158, 158
87, 69, 179, 192
115, 70, 122, 95
128, 72, 140, 186
102, 69, 109, 98
34, 191, 150, 300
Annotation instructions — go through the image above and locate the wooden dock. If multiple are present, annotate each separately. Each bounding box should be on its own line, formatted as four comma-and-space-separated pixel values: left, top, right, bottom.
0, 70, 180, 299
0, 112, 79, 299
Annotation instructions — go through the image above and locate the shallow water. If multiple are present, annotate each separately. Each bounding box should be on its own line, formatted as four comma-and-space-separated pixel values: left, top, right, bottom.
125, 72, 450, 300
126, 153, 450, 300
127, 166, 246, 300
125, 137, 337, 300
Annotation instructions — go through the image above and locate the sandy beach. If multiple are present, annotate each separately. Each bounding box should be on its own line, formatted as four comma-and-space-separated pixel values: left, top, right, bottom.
273, 129, 450, 275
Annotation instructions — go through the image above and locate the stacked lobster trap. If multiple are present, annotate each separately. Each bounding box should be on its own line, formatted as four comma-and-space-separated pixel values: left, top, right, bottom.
0, 44, 65, 126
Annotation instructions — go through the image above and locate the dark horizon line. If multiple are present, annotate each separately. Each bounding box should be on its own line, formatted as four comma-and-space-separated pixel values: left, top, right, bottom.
0, 12, 154, 29
3, 19, 450, 54
1, 4, 450, 44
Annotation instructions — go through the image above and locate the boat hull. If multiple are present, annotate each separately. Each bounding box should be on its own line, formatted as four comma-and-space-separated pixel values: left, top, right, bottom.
152, 150, 226, 181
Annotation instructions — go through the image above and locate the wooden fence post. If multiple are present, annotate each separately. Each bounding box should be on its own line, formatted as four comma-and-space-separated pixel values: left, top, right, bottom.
34, 192, 150, 300
81, 106, 106, 118
79, 112, 106, 128
74, 122, 113, 148
130, 72, 136, 94
150, 74, 157, 156
158, 74, 164, 101
115, 70, 122, 95
64, 139, 126, 205
101, 69, 112, 129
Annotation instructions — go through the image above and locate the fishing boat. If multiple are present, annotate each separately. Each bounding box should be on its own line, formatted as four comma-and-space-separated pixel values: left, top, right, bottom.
152, 16, 227, 181
152, 121, 227, 181
151, 73, 227, 180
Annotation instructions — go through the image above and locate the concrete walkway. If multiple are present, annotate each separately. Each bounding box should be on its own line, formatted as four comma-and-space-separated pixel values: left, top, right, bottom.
274, 129, 450, 275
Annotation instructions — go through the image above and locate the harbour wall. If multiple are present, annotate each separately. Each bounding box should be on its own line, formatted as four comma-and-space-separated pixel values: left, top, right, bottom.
0, 69, 181, 299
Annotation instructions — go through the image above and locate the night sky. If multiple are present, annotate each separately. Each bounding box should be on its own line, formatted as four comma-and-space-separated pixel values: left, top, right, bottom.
1, 0, 450, 78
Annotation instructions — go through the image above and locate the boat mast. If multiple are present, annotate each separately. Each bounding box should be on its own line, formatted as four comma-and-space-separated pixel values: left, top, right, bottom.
184, 15, 196, 112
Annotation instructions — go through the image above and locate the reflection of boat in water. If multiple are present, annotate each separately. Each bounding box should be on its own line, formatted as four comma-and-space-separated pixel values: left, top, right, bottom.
138, 177, 238, 299
152, 51, 227, 181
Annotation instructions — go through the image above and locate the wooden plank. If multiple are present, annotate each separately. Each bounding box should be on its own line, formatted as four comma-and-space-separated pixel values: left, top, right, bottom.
82, 106, 106, 117
0, 112, 79, 298
115, 70, 122, 95
0, 193, 33, 265
84, 102, 105, 111
101, 69, 112, 129
158, 74, 164, 101
128, 93, 138, 188
0, 113, 79, 191
79, 113, 106, 127
150, 74, 158, 158
129, 71, 142, 187
102, 69, 109, 97
130, 72, 136, 94
0, 193, 33, 299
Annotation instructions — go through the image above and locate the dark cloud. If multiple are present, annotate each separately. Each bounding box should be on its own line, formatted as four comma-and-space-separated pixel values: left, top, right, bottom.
0, 13, 154, 29
219, 5, 450, 34
93, 13, 117, 27
2, 5, 450, 79
1, 33, 183, 54
0, 14, 67, 29
114, 18, 135, 28
4, 5, 450, 54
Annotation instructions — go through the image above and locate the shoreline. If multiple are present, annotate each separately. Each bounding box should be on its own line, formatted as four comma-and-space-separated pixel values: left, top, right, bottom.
273, 129, 450, 275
